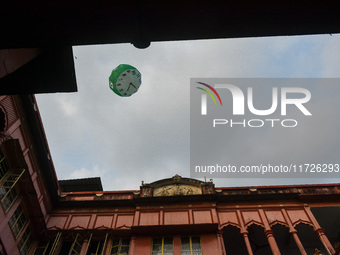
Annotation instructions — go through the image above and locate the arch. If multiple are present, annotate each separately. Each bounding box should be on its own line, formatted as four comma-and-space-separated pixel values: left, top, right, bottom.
115, 224, 131, 230
220, 221, 241, 230
269, 220, 289, 228
69, 225, 87, 230
295, 223, 327, 254
247, 224, 271, 255
272, 224, 299, 254
94, 225, 111, 230
223, 225, 248, 255
293, 220, 315, 229
245, 220, 264, 229
47, 225, 62, 231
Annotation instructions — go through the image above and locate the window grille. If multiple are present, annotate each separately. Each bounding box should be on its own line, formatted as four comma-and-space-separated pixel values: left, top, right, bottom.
152, 237, 173, 255
110, 238, 130, 255
181, 237, 202, 255
68, 233, 83, 255
8, 204, 27, 239
0, 151, 8, 181
33, 241, 53, 255
0, 168, 25, 212
49, 232, 62, 255
18, 226, 33, 255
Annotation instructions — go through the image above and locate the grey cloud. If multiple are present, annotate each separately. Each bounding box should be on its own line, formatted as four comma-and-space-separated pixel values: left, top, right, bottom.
36, 35, 340, 190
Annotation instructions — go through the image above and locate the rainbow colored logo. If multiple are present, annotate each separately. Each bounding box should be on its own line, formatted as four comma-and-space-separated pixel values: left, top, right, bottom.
196, 82, 223, 106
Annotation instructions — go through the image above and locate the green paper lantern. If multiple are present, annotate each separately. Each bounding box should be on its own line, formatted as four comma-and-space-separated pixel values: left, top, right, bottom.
109, 64, 142, 97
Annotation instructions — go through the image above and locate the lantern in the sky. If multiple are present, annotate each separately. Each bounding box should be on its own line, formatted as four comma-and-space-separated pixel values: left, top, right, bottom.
109, 64, 142, 97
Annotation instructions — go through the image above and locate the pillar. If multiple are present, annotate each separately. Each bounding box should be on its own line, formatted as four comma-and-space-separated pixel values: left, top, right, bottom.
236, 210, 253, 255
291, 231, 307, 255
305, 207, 336, 255
265, 230, 281, 255
242, 232, 253, 255
316, 229, 336, 255
281, 209, 307, 255
217, 230, 227, 255
79, 239, 89, 255
129, 236, 136, 255
258, 209, 280, 255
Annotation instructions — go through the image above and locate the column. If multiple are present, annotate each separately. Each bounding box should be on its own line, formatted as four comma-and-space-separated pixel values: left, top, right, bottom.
242, 232, 253, 255
291, 231, 307, 255
258, 209, 281, 255
305, 207, 336, 255
129, 236, 136, 255
236, 210, 253, 255
316, 229, 336, 255
79, 239, 89, 255
265, 230, 281, 255
281, 209, 307, 255
217, 230, 227, 255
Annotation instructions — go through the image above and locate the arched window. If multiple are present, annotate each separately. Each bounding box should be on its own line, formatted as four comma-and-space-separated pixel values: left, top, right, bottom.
272, 224, 299, 254
247, 224, 271, 255
296, 223, 327, 254
223, 225, 248, 255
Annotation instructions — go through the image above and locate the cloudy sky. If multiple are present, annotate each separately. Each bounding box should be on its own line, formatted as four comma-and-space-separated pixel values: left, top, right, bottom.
36, 34, 340, 191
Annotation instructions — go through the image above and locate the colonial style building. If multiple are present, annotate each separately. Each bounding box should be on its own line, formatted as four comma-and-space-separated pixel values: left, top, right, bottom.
0, 94, 339, 255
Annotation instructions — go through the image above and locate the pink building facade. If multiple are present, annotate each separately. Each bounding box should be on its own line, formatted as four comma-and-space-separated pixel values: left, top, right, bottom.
0, 95, 339, 255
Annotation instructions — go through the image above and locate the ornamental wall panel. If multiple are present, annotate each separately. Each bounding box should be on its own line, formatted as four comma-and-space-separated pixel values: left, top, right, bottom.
46, 215, 68, 229
193, 210, 213, 224
94, 215, 114, 229
265, 210, 287, 226
164, 211, 189, 225
242, 210, 263, 227
139, 212, 159, 226
286, 209, 312, 227
218, 211, 240, 227
68, 215, 91, 229
115, 214, 134, 228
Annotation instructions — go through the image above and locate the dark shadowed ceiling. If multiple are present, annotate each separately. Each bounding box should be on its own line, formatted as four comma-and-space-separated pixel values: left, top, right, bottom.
1, 0, 340, 94
2, 0, 340, 49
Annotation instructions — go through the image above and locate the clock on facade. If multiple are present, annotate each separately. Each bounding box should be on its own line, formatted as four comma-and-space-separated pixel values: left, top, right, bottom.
109, 64, 142, 97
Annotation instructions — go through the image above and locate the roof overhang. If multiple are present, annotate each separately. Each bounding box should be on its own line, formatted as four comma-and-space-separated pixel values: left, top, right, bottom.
1, 0, 340, 49
1, 1, 340, 94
